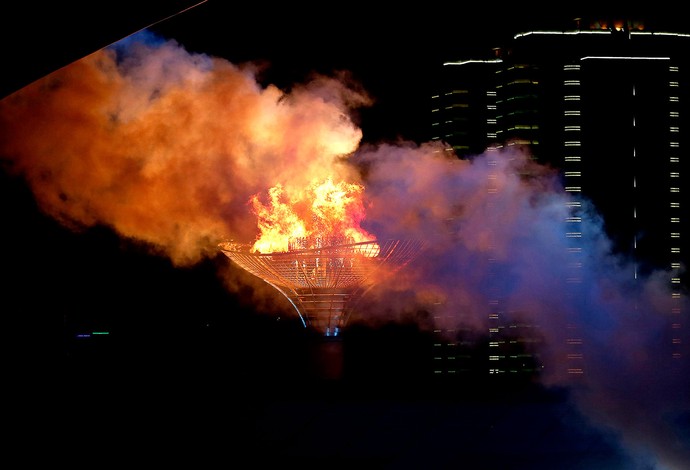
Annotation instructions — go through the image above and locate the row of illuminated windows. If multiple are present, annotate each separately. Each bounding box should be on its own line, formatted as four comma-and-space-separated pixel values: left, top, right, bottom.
562, 67, 581, 191
561, 75, 683, 235
496, 94, 538, 104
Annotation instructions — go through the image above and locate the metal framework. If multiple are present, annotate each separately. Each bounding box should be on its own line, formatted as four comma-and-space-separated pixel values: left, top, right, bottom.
219, 239, 423, 336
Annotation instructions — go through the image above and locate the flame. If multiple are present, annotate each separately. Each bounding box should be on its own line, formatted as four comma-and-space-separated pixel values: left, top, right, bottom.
250, 177, 376, 253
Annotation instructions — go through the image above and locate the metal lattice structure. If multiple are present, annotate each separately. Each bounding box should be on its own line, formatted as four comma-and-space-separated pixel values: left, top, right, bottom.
219, 239, 423, 336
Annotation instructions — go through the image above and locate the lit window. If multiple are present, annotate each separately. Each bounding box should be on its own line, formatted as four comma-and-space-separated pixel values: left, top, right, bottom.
564, 141, 581, 147
564, 171, 581, 177
566, 232, 582, 238
671, 233, 680, 238
671, 202, 680, 208
565, 186, 581, 192
670, 142, 680, 148
671, 172, 680, 177
671, 157, 680, 163
671, 218, 680, 223
564, 80, 580, 86
564, 110, 581, 116
671, 187, 680, 193
564, 126, 581, 131
670, 127, 680, 133
564, 95, 581, 101
670, 96, 679, 102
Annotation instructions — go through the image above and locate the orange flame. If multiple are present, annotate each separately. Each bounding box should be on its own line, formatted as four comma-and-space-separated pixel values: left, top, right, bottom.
250, 177, 375, 253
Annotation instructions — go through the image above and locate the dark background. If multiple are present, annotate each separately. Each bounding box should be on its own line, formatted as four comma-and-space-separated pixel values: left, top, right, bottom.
3, 5, 689, 467
4, 0, 688, 380
4, 0, 689, 382
4, 3, 648, 140
1, 0, 562, 374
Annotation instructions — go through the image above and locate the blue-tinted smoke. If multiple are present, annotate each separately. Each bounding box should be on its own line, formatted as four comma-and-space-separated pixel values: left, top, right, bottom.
355, 140, 690, 468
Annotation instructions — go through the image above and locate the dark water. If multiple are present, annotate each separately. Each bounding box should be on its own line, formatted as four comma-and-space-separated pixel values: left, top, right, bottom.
53, 331, 640, 469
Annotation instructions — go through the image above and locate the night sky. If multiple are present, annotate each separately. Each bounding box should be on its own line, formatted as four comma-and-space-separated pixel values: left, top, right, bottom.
3, 3, 689, 468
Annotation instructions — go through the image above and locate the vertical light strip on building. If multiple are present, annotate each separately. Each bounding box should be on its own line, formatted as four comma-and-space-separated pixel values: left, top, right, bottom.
563, 62, 584, 375
633, 83, 638, 281
669, 64, 683, 359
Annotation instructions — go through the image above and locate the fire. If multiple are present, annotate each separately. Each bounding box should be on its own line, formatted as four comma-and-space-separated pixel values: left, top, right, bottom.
250, 177, 376, 253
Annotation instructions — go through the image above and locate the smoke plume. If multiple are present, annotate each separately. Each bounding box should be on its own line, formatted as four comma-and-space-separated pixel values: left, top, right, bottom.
1, 30, 687, 468
355, 141, 689, 468
0, 31, 368, 267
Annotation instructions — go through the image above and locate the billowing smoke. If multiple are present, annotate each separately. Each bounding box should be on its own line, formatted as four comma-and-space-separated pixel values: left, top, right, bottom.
0, 31, 369, 267
1, 31, 688, 468
355, 141, 690, 469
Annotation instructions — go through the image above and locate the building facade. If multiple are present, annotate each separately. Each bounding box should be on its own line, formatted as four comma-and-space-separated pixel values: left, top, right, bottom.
430, 18, 689, 380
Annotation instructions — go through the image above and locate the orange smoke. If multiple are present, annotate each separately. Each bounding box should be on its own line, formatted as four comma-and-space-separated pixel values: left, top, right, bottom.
0, 32, 371, 266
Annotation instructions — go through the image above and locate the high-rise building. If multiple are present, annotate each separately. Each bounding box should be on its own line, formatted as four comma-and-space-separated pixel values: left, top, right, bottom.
431, 18, 689, 378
